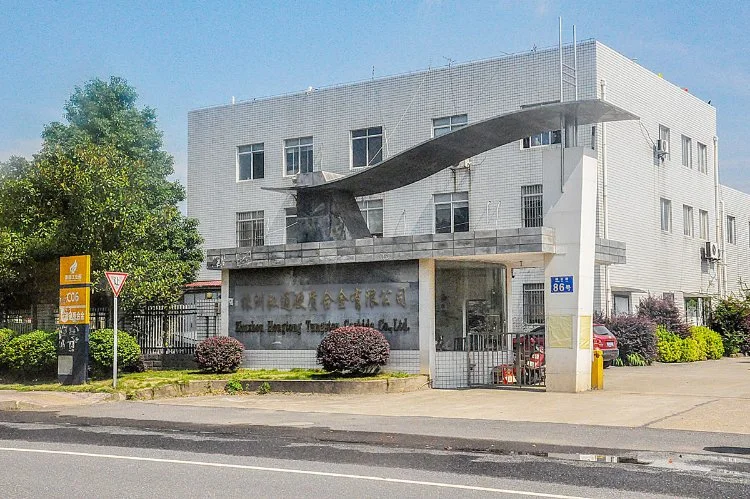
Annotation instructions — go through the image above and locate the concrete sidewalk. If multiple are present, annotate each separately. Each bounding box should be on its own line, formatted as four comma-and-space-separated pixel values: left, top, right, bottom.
2, 358, 749, 455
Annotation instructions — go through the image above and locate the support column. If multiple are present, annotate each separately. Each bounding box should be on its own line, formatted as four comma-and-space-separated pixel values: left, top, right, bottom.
542, 147, 597, 392
418, 259, 436, 380
220, 268, 230, 336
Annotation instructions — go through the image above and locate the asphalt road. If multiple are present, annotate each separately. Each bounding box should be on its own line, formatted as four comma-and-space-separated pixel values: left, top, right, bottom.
0, 412, 748, 498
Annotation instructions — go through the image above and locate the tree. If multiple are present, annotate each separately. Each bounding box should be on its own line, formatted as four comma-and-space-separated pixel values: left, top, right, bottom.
0, 77, 202, 314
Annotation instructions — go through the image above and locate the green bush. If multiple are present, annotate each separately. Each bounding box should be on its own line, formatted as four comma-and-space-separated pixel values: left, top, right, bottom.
89, 329, 142, 374
680, 337, 702, 362
0, 328, 14, 352
316, 326, 390, 375
0, 330, 57, 375
638, 295, 690, 337
656, 326, 682, 363
690, 326, 724, 360
709, 297, 750, 355
195, 336, 244, 373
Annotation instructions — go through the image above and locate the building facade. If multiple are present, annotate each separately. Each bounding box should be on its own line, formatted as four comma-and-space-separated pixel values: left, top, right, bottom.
188, 40, 749, 386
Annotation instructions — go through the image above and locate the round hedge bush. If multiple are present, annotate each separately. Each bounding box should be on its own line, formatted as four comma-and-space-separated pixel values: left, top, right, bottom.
195, 336, 244, 373
316, 326, 390, 375
89, 328, 142, 373
0, 330, 57, 375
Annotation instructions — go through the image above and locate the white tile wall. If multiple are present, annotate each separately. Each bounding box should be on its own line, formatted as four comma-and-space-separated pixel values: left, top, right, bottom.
241, 349, 421, 374
190, 39, 750, 341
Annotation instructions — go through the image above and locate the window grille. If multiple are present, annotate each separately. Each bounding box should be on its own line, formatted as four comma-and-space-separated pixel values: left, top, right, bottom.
521, 184, 543, 228
523, 283, 545, 325
236, 211, 264, 247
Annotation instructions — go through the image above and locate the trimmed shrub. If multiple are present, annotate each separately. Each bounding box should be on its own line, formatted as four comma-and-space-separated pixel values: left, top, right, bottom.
195, 336, 244, 373
89, 329, 142, 374
638, 295, 690, 337
690, 326, 724, 360
656, 326, 682, 363
709, 297, 750, 355
0, 328, 13, 351
604, 314, 657, 364
0, 330, 57, 375
316, 326, 390, 375
681, 337, 702, 362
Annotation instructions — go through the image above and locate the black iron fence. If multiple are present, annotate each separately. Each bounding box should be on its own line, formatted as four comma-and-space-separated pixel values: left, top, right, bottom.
0, 300, 220, 355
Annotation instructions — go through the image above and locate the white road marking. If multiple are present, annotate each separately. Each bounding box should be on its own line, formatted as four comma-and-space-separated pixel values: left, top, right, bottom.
0, 446, 591, 498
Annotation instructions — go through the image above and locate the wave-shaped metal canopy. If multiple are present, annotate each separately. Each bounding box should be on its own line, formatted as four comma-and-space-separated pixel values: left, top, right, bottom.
276, 99, 637, 198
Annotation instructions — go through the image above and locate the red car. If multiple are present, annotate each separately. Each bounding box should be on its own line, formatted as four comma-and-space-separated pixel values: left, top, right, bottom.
521, 323, 619, 368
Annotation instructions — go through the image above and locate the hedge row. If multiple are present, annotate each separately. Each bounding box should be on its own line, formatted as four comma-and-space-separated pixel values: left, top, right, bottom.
656, 325, 724, 363
0, 328, 142, 378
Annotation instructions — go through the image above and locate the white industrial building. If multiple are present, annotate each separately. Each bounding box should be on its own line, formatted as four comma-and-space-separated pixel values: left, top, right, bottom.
187, 40, 749, 389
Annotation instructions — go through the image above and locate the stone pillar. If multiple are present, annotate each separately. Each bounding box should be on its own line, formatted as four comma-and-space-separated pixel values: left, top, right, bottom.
220, 268, 230, 336
542, 148, 597, 392
418, 259, 436, 379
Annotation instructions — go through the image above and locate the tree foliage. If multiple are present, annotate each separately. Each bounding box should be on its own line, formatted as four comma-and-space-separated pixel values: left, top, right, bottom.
0, 77, 202, 312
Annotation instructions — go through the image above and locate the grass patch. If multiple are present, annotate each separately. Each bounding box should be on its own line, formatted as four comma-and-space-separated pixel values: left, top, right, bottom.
0, 368, 414, 395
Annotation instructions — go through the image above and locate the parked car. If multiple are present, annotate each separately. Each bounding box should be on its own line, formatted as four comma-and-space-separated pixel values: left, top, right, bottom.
519, 323, 619, 368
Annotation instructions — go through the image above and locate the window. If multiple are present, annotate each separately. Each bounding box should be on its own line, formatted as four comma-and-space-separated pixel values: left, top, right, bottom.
521, 184, 543, 228
238, 143, 264, 180
660, 198, 672, 233
434, 192, 469, 233
699, 209, 709, 240
358, 199, 384, 237
685, 297, 709, 326
236, 211, 264, 247
522, 130, 562, 149
613, 293, 631, 315
681, 135, 692, 168
285, 207, 297, 244
659, 125, 670, 159
351, 127, 383, 168
683, 205, 694, 237
432, 114, 467, 137
523, 283, 545, 325
284, 137, 313, 175
726, 215, 736, 244
697, 142, 708, 174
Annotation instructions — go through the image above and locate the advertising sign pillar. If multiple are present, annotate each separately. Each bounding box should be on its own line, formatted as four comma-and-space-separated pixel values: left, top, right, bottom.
58, 255, 91, 385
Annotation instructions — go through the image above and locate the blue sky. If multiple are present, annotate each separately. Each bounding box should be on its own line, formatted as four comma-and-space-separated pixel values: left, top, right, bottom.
1, 0, 748, 193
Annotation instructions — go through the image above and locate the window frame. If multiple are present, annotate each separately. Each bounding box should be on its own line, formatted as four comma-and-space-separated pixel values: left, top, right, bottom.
726, 215, 736, 244
681, 135, 692, 169
521, 184, 544, 228
432, 114, 468, 138
285, 207, 297, 244
283, 136, 314, 176
660, 198, 672, 233
237, 143, 265, 181
697, 142, 708, 174
350, 126, 384, 169
522, 283, 545, 325
699, 209, 710, 240
659, 125, 671, 160
433, 191, 469, 234
236, 210, 265, 248
358, 198, 384, 237
683, 204, 694, 237
521, 130, 562, 149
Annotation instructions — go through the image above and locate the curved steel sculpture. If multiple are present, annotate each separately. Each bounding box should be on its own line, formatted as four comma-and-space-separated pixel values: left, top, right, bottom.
267, 99, 638, 242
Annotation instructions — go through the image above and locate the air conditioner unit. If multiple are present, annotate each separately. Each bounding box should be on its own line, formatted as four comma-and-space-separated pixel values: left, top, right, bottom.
702, 241, 720, 261
657, 139, 669, 156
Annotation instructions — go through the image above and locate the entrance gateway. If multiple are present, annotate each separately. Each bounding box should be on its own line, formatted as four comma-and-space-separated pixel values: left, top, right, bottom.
208, 100, 637, 391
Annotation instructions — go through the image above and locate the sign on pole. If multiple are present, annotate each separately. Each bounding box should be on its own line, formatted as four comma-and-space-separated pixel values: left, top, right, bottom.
105, 272, 128, 297
58, 255, 92, 385
105, 272, 129, 388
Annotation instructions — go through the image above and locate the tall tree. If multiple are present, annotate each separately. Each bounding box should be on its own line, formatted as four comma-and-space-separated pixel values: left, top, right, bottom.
0, 77, 202, 314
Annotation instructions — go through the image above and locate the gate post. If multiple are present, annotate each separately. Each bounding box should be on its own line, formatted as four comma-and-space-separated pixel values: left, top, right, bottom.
542, 147, 597, 392
418, 259, 436, 380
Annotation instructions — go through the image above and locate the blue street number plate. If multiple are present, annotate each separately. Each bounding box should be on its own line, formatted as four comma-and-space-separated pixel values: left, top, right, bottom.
551, 276, 574, 293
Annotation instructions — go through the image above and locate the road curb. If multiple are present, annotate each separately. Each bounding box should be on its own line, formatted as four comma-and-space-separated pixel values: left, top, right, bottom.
126, 375, 430, 400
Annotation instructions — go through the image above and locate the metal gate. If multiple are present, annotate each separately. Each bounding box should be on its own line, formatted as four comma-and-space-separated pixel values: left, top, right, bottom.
466, 331, 545, 388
